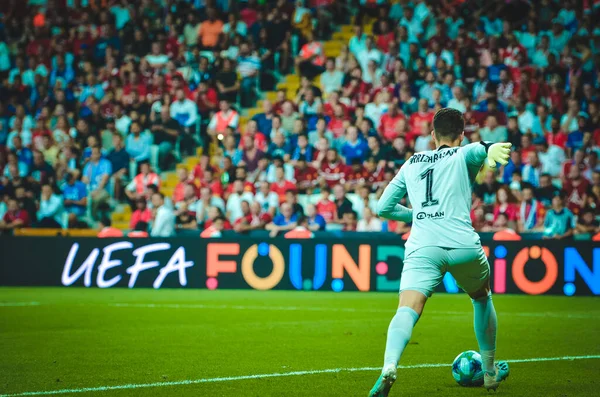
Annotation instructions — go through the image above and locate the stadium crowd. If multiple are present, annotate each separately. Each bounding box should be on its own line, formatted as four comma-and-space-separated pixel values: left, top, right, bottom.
0, 0, 598, 240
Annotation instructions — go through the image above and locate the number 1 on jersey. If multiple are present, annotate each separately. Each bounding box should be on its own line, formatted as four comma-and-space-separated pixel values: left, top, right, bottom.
420, 168, 439, 207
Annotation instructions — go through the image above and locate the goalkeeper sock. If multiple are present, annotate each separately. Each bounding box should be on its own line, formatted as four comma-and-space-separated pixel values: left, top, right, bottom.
383, 306, 420, 368
472, 294, 497, 375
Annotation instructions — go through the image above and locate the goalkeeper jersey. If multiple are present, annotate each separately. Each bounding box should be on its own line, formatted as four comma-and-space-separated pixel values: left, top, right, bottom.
380, 142, 488, 256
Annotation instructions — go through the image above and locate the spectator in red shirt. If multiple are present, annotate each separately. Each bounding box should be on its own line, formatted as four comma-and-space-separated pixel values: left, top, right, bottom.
272, 89, 295, 115
492, 186, 519, 230
240, 120, 270, 152
0, 198, 30, 233
271, 165, 296, 203
408, 99, 434, 140
173, 167, 191, 203
344, 159, 369, 192
294, 158, 319, 193
323, 91, 348, 118
196, 81, 218, 118
203, 206, 232, 230
234, 201, 272, 233
125, 161, 160, 201
233, 200, 252, 231
519, 134, 536, 164
316, 186, 336, 223
364, 156, 384, 190
192, 154, 213, 184
225, 167, 256, 198
319, 148, 345, 187
129, 197, 152, 230
164, 29, 180, 58
375, 20, 395, 54
327, 103, 349, 138
123, 72, 148, 100
200, 168, 224, 198
562, 149, 587, 180
295, 31, 326, 79
563, 166, 589, 214
548, 75, 566, 114
178, 183, 199, 216
379, 105, 405, 143
370, 74, 395, 99
31, 119, 51, 151
547, 118, 568, 148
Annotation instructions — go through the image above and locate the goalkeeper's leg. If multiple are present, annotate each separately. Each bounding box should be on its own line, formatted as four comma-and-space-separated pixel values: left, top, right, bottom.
449, 247, 509, 390
369, 248, 446, 397
470, 283, 509, 390
369, 291, 424, 397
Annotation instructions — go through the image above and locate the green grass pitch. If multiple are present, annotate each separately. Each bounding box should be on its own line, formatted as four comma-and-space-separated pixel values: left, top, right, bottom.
1, 288, 599, 396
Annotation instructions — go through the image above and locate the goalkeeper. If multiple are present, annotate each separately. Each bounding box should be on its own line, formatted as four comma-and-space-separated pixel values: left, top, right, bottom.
369, 108, 511, 396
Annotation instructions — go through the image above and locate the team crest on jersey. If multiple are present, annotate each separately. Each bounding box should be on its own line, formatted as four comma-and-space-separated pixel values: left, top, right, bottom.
416, 211, 445, 220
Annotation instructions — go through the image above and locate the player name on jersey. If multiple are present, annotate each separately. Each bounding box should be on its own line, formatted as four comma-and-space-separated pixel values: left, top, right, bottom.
409, 147, 459, 164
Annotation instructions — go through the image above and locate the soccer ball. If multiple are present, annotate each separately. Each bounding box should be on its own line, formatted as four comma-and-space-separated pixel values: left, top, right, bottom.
451, 350, 484, 387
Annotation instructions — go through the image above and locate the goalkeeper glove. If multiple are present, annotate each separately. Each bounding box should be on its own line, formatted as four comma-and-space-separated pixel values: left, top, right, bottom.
486, 142, 512, 168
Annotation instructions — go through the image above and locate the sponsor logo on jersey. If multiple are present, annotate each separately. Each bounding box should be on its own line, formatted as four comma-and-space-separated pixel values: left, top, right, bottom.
416, 211, 445, 220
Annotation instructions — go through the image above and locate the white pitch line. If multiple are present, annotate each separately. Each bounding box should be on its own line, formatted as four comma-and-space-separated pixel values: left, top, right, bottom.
0, 302, 40, 307
109, 303, 600, 319
1, 355, 599, 397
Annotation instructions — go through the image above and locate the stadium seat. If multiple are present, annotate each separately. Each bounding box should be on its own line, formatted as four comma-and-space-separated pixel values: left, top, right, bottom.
332, 31, 353, 41
14, 228, 64, 237
64, 229, 100, 237
264, 91, 278, 102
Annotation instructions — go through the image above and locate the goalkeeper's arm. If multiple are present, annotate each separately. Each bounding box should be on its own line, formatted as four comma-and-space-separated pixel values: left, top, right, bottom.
376, 168, 413, 222
464, 141, 512, 170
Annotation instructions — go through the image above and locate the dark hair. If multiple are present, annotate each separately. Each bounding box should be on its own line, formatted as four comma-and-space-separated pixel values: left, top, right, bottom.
153, 191, 165, 200
137, 160, 150, 173
134, 221, 148, 232
297, 215, 308, 225
432, 108, 464, 142
368, 135, 381, 145
100, 217, 111, 227
580, 207, 594, 217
